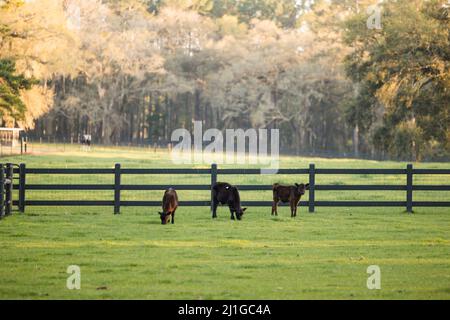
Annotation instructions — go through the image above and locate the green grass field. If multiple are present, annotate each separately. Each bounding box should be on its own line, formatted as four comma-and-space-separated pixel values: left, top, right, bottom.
0, 144, 449, 299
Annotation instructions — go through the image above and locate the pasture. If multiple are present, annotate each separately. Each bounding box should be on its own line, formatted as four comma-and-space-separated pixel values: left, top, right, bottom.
0, 145, 449, 299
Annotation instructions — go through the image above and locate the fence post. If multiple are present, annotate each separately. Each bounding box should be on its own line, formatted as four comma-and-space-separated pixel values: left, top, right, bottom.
308, 163, 316, 213
19, 163, 26, 213
0, 164, 4, 219
114, 163, 121, 214
406, 164, 413, 213
21, 138, 24, 155
5, 163, 13, 216
211, 163, 217, 218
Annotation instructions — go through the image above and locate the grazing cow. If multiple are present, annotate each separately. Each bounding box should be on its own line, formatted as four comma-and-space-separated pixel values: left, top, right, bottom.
159, 188, 178, 225
212, 182, 247, 220
272, 183, 309, 217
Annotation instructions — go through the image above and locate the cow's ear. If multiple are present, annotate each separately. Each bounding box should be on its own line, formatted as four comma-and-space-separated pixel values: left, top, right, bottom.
295, 183, 300, 187
242, 208, 247, 212
158, 212, 163, 216
305, 183, 310, 190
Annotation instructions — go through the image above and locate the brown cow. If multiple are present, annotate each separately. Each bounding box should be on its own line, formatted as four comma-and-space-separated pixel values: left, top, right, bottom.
272, 183, 309, 217
159, 188, 178, 225
212, 182, 247, 220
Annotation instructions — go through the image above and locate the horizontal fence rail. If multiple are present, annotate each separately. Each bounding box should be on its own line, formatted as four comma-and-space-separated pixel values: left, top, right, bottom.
1, 163, 449, 219
12, 184, 450, 191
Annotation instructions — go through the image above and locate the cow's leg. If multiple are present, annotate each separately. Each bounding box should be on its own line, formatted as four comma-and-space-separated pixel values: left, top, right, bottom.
229, 207, 235, 220
273, 197, 279, 216
171, 210, 175, 224
212, 199, 219, 218
294, 197, 301, 217
290, 200, 295, 218
272, 199, 278, 216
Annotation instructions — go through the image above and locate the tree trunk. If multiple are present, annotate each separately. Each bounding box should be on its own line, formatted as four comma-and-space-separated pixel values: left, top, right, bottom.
353, 125, 359, 158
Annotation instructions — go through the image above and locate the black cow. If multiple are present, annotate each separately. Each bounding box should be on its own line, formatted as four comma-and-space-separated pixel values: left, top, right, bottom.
212, 182, 247, 220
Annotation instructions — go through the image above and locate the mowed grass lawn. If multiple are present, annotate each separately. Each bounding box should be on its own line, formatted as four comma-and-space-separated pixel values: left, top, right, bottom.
0, 144, 449, 299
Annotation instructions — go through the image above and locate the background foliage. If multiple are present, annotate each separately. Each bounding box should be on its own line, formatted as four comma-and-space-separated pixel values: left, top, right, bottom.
0, 0, 448, 160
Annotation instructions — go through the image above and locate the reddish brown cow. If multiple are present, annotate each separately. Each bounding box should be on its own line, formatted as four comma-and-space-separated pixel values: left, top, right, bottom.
272, 183, 309, 217
159, 188, 178, 225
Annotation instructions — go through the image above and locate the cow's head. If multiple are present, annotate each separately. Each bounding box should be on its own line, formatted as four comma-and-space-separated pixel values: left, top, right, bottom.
235, 207, 247, 220
295, 183, 310, 196
158, 211, 171, 225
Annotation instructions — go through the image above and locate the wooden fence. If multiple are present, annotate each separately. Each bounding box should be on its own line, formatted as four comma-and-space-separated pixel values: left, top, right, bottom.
0, 163, 449, 219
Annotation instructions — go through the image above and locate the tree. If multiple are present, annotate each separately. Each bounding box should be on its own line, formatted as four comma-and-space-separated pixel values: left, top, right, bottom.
0, 0, 80, 127
344, 0, 450, 160
0, 58, 37, 124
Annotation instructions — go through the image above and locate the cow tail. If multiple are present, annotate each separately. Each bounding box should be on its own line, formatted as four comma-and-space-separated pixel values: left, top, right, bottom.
212, 183, 218, 198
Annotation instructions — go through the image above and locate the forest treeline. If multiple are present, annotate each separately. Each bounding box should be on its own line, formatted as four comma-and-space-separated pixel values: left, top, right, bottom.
0, 0, 449, 161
